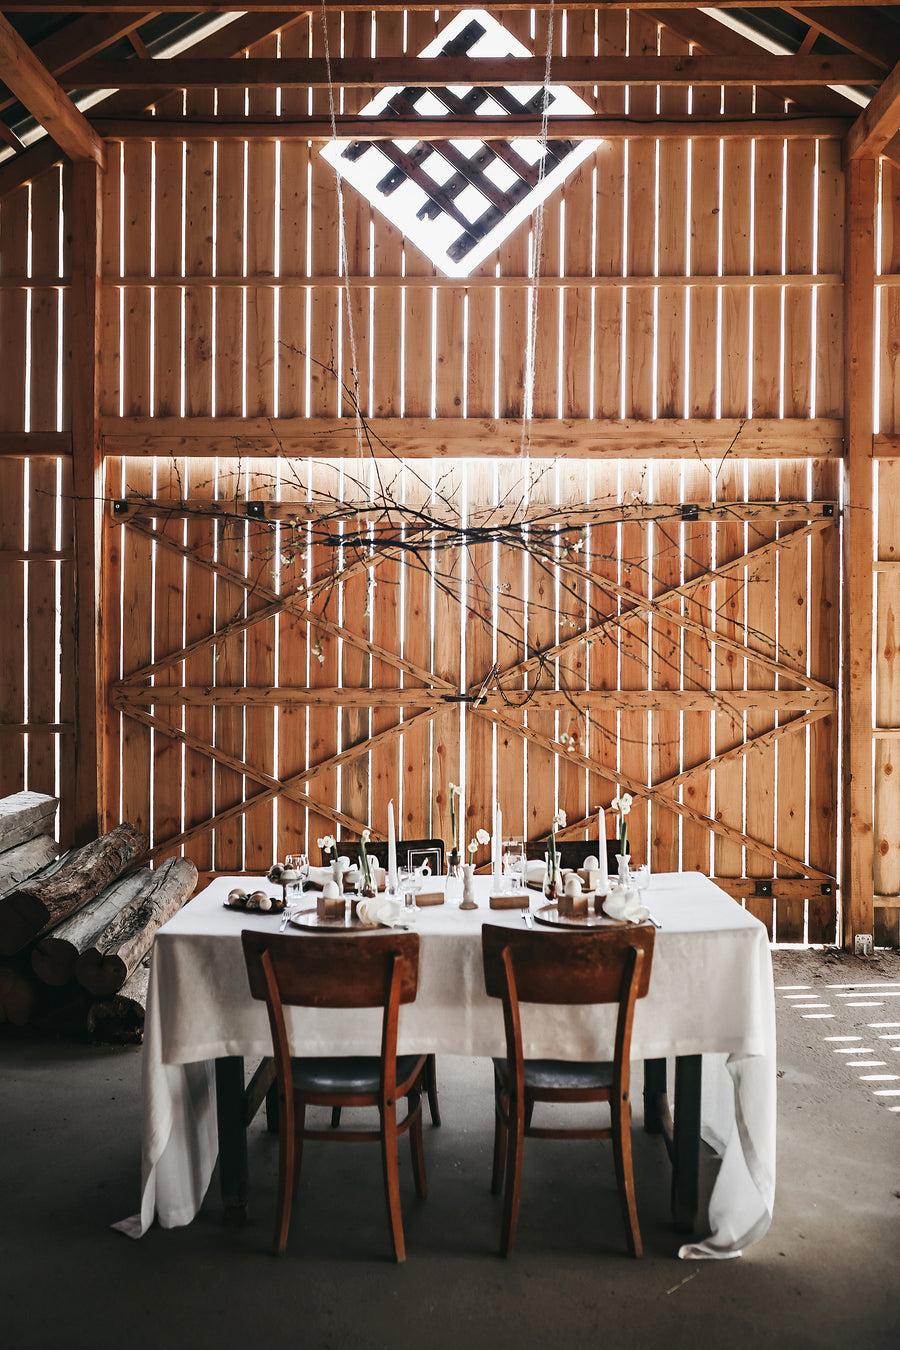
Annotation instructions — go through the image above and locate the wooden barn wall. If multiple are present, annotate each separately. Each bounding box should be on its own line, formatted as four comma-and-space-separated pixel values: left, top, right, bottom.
9, 8, 900, 945
81, 8, 851, 943
0, 164, 76, 842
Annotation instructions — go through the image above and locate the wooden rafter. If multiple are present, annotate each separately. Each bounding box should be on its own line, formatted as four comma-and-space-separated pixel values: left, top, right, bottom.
783, 4, 900, 69
95, 114, 853, 142
476, 705, 831, 880
0, 14, 105, 166
0, 11, 157, 117
640, 5, 862, 115
844, 54, 900, 161
65, 53, 879, 90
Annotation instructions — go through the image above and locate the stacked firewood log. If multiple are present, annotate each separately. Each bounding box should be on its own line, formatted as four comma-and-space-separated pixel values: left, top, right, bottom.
0, 792, 197, 1042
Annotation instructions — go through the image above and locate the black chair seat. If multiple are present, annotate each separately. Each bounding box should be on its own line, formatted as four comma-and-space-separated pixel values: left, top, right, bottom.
291, 1054, 425, 1095
493, 1057, 615, 1094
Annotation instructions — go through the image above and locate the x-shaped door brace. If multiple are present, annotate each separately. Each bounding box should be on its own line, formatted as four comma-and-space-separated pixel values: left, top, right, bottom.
111, 508, 836, 879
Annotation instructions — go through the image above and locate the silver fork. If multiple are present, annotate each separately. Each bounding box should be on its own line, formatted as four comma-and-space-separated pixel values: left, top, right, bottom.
522, 910, 535, 929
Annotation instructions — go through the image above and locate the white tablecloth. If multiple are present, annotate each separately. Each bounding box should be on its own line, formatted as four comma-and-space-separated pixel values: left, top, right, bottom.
118, 872, 776, 1259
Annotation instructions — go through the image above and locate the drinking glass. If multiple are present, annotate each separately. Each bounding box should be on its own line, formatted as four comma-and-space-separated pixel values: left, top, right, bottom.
399, 865, 423, 913
503, 838, 525, 891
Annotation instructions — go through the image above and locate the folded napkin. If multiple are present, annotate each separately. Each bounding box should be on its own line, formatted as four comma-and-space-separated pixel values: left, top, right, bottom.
303, 865, 341, 890
356, 895, 412, 928
524, 860, 546, 885
602, 887, 649, 923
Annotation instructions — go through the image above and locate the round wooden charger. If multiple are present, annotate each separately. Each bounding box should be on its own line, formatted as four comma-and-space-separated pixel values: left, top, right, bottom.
532, 903, 626, 930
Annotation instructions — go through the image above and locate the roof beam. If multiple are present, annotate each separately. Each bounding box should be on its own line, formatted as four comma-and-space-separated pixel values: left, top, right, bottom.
639, 7, 862, 115
0, 12, 157, 114
0, 3, 889, 10
783, 5, 900, 70
65, 52, 881, 90
93, 114, 850, 143
844, 55, 900, 161
0, 14, 105, 165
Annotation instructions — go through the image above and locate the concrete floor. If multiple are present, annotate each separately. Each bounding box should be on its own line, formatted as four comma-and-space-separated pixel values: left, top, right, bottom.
2, 948, 898, 1350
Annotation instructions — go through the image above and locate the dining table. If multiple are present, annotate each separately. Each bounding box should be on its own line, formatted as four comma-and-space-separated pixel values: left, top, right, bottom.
116, 870, 776, 1260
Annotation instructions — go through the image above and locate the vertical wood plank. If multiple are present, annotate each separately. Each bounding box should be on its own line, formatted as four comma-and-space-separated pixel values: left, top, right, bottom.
875, 460, 900, 947
843, 156, 877, 946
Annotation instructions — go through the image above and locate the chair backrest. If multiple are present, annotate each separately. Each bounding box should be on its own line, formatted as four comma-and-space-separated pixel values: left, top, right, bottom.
524, 839, 623, 873
242, 930, 420, 1009
482, 924, 654, 1007
482, 924, 654, 1092
320, 837, 446, 872
242, 931, 421, 1095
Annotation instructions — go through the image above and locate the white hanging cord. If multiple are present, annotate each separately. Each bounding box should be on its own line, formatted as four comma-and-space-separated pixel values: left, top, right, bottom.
321, 4, 364, 456
521, 0, 556, 459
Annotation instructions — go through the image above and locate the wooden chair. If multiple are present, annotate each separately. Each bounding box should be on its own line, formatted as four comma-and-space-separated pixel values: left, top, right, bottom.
317, 835, 444, 1129
318, 836, 446, 874
481, 923, 655, 1258
525, 838, 621, 873
241, 930, 428, 1261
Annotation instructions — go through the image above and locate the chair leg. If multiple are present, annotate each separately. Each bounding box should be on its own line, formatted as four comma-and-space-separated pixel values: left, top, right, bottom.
611, 1094, 642, 1258
491, 1091, 508, 1196
424, 1053, 441, 1126
273, 1099, 298, 1256
499, 1095, 525, 1258
291, 1101, 305, 1199
330, 1106, 342, 1129
409, 1095, 428, 1200
380, 1103, 406, 1263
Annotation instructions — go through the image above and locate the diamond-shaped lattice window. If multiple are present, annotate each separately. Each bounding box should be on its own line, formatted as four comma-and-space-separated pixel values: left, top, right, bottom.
320, 9, 601, 278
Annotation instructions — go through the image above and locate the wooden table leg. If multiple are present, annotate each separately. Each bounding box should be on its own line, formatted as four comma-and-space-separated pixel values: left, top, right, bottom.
642, 1054, 702, 1234
671, 1054, 702, 1234
215, 1056, 249, 1226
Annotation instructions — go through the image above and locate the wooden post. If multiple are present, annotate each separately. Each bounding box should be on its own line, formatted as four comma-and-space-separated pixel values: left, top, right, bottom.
843, 156, 877, 947
68, 159, 104, 845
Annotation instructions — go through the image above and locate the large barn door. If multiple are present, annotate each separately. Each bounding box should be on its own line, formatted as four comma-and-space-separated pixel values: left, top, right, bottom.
107, 458, 839, 944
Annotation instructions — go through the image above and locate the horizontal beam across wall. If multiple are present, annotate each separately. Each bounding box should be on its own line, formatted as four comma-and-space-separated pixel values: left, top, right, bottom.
70, 54, 881, 89
111, 686, 836, 712
103, 273, 844, 291
94, 115, 850, 142
0, 433, 72, 457
100, 416, 845, 459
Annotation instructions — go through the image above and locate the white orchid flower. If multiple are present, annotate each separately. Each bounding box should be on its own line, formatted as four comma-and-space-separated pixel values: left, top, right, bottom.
552, 809, 567, 831
475, 828, 491, 846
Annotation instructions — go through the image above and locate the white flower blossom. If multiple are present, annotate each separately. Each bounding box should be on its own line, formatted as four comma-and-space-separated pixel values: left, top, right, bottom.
475, 828, 490, 846
611, 793, 633, 817
361, 828, 371, 843
317, 834, 336, 852
552, 809, 567, 831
